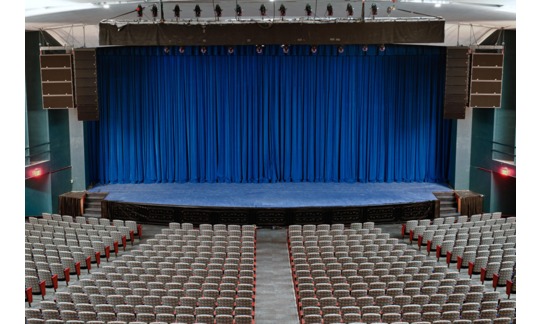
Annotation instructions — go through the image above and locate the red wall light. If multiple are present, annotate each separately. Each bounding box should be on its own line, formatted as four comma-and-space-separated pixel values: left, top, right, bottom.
500, 167, 510, 176
32, 168, 42, 177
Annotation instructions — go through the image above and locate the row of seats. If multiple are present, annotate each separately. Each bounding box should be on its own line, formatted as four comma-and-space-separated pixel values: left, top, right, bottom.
288, 222, 516, 324
27, 222, 257, 324
404, 214, 516, 296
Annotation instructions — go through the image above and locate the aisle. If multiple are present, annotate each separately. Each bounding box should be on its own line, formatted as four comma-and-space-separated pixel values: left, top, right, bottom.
254, 228, 300, 324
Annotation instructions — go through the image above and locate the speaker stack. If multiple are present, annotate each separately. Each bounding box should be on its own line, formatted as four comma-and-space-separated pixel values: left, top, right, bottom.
39, 48, 99, 121
468, 51, 504, 109
40, 53, 75, 109
443, 47, 470, 119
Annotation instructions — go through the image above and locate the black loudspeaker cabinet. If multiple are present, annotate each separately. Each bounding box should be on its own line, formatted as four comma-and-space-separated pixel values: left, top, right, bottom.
469, 52, 503, 108
40, 54, 75, 109
444, 47, 470, 119
73, 48, 99, 121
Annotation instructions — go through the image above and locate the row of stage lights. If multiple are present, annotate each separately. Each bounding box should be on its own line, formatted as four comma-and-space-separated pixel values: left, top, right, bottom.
133, 2, 394, 21
164, 44, 387, 55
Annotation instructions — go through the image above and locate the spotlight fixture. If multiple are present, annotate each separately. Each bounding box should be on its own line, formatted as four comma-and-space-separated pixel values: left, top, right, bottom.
305, 4, 312, 17
310, 45, 317, 54
337, 45, 344, 54
256, 45, 264, 54
379, 44, 386, 52
371, 3, 378, 17
194, 5, 202, 19
279, 4, 287, 19
151, 4, 158, 20
201, 46, 207, 54
259, 4, 267, 17
179, 46, 185, 54
163, 47, 170, 54
281, 44, 289, 54
173, 5, 181, 20
228, 47, 234, 54
362, 45, 369, 52
326, 4, 333, 16
236, 4, 242, 17
136, 4, 143, 19
215, 4, 223, 20
346, 4, 353, 17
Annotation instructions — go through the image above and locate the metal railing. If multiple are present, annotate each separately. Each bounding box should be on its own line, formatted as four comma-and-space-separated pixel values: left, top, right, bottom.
492, 141, 516, 164
25, 142, 51, 166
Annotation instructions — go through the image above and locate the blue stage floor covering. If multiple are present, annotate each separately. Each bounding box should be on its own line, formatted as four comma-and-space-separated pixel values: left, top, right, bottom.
88, 182, 452, 208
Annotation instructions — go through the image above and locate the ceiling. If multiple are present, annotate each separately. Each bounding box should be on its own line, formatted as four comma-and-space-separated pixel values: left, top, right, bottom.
25, 0, 516, 48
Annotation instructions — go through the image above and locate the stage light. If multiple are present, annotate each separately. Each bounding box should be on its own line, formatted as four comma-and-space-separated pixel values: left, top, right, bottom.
228, 46, 234, 54
281, 44, 289, 54
215, 4, 223, 20
311, 45, 317, 54
136, 4, 143, 19
256, 45, 264, 54
201, 46, 207, 54
164, 47, 170, 54
179, 46, 185, 54
501, 167, 510, 176
173, 5, 181, 19
151, 4, 158, 20
346, 4, 353, 17
236, 4, 242, 17
379, 44, 386, 52
259, 4, 267, 17
194, 5, 201, 19
326, 4, 333, 16
337, 45, 344, 54
305, 4, 312, 17
371, 3, 378, 17
279, 4, 287, 19
362, 45, 369, 52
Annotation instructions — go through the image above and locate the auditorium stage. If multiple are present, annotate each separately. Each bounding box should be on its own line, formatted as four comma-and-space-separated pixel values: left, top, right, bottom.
89, 182, 453, 226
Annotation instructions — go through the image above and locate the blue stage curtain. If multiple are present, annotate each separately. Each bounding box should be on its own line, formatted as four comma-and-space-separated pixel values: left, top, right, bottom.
87, 45, 452, 184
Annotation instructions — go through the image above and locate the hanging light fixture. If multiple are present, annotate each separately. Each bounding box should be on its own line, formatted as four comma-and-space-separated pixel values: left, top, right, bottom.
228, 46, 235, 54
260, 4, 267, 17
236, 4, 242, 17
337, 45, 344, 54
326, 4, 333, 16
371, 3, 378, 18
173, 5, 181, 20
311, 45, 317, 54
279, 4, 287, 20
136, 4, 144, 19
201, 46, 207, 54
281, 44, 290, 54
305, 4, 312, 17
151, 4, 158, 20
194, 5, 202, 20
346, 4, 353, 17
215, 4, 223, 20
256, 45, 264, 54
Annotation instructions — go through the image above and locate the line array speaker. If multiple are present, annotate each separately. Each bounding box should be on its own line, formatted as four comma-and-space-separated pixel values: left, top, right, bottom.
40, 54, 75, 109
469, 52, 503, 108
73, 48, 99, 121
443, 47, 470, 119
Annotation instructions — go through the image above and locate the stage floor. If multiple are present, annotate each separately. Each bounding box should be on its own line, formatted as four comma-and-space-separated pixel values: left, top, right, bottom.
88, 182, 452, 208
